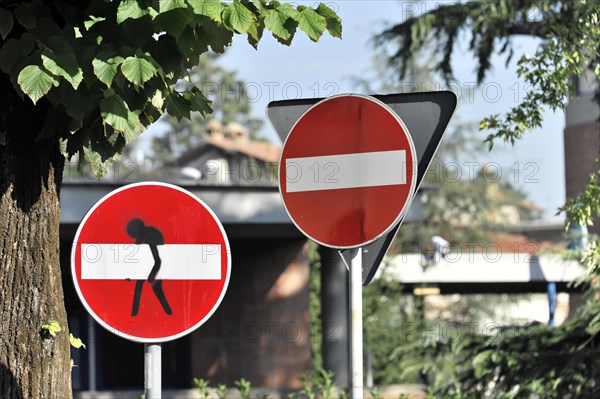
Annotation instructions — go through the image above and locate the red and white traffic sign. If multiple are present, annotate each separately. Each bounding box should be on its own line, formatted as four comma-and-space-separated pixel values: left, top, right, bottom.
279, 94, 417, 249
71, 182, 231, 343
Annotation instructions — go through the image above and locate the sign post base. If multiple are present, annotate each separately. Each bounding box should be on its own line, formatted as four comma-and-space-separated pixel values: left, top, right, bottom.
145, 343, 161, 399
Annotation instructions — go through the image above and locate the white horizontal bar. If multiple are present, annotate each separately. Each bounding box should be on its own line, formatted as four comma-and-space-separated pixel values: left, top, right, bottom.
285, 150, 406, 193
80, 244, 221, 280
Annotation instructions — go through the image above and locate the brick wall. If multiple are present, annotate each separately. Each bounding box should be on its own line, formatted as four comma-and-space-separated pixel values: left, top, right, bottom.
190, 237, 311, 389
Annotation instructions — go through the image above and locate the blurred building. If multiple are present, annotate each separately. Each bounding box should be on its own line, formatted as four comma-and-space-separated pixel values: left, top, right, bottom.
564, 70, 600, 234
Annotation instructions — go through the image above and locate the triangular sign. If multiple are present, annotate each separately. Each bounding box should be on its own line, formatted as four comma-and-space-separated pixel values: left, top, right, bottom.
267, 91, 457, 285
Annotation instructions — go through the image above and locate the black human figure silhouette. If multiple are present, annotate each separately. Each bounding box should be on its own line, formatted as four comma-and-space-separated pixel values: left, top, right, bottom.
126, 219, 172, 316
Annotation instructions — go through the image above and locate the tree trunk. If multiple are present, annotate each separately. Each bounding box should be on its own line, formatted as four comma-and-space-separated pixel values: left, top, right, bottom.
0, 76, 72, 397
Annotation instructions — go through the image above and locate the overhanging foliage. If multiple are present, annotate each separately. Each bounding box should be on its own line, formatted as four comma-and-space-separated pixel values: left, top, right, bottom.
0, 0, 341, 175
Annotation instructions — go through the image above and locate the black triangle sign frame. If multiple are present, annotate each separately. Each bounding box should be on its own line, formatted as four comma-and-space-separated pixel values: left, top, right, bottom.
267, 91, 457, 285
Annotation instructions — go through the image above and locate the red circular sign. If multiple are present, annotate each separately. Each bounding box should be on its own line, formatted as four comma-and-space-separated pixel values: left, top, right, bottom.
279, 94, 417, 249
71, 182, 231, 342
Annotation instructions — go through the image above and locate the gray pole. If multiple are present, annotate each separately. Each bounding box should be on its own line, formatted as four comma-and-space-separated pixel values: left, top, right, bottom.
144, 344, 161, 399
349, 248, 363, 399
87, 315, 97, 391
319, 246, 350, 389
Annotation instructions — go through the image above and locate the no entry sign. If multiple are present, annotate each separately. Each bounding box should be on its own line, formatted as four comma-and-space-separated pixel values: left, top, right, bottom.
71, 182, 231, 343
279, 94, 417, 249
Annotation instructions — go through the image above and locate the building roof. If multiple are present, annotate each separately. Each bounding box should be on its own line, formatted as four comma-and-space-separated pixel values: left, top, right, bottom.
59, 182, 299, 239
208, 136, 281, 163
172, 135, 281, 167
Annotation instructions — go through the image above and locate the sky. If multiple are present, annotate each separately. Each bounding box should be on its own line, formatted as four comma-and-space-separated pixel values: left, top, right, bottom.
142, 1, 566, 221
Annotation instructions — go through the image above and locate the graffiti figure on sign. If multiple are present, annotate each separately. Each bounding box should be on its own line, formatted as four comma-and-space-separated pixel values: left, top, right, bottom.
126, 219, 172, 316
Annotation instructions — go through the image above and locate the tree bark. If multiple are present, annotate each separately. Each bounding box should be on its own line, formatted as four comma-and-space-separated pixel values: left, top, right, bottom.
0, 75, 72, 397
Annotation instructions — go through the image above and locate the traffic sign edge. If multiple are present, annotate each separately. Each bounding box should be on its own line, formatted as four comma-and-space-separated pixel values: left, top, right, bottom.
70, 181, 232, 343
277, 93, 418, 250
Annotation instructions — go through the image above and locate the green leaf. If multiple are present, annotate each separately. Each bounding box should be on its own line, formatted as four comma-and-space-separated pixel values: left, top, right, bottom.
117, 0, 150, 24
60, 83, 94, 124
153, 8, 193, 37
92, 53, 124, 87
177, 26, 199, 58
100, 94, 140, 134
298, 8, 326, 42
69, 333, 86, 349
189, 0, 224, 22
185, 87, 213, 116
84, 16, 106, 30
272, 16, 297, 46
0, 36, 35, 74
144, 34, 181, 74
151, 89, 164, 109
222, 1, 256, 34
120, 56, 156, 87
165, 92, 192, 120
158, 0, 187, 13
277, 3, 300, 22
264, 9, 291, 40
0, 8, 14, 40
316, 3, 341, 39
101, 119, 139, 149
203, 23, 234, 53
472, 350, 492, 378
251, 0, 265, 10
83, 145, 117, 179
247, 17, 264, 47
58, 137, 68, 157
14, 3, 35, 29
41, 320, 62, 337
41, 52, 83, 90
17, 65, 59, 105
29, 17, 61, 42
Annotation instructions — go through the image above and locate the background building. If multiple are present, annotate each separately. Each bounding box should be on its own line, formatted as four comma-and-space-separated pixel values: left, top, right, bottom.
564, 70, 600, 235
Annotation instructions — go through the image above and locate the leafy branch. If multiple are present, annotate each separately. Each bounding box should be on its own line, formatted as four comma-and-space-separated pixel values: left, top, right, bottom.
0, 0, 342, 177
376, 0, 599, 147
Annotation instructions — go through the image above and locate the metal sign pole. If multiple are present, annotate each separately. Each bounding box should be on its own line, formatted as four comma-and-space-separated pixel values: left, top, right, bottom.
349, 248, 363, 399
145, 343, 161, 399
